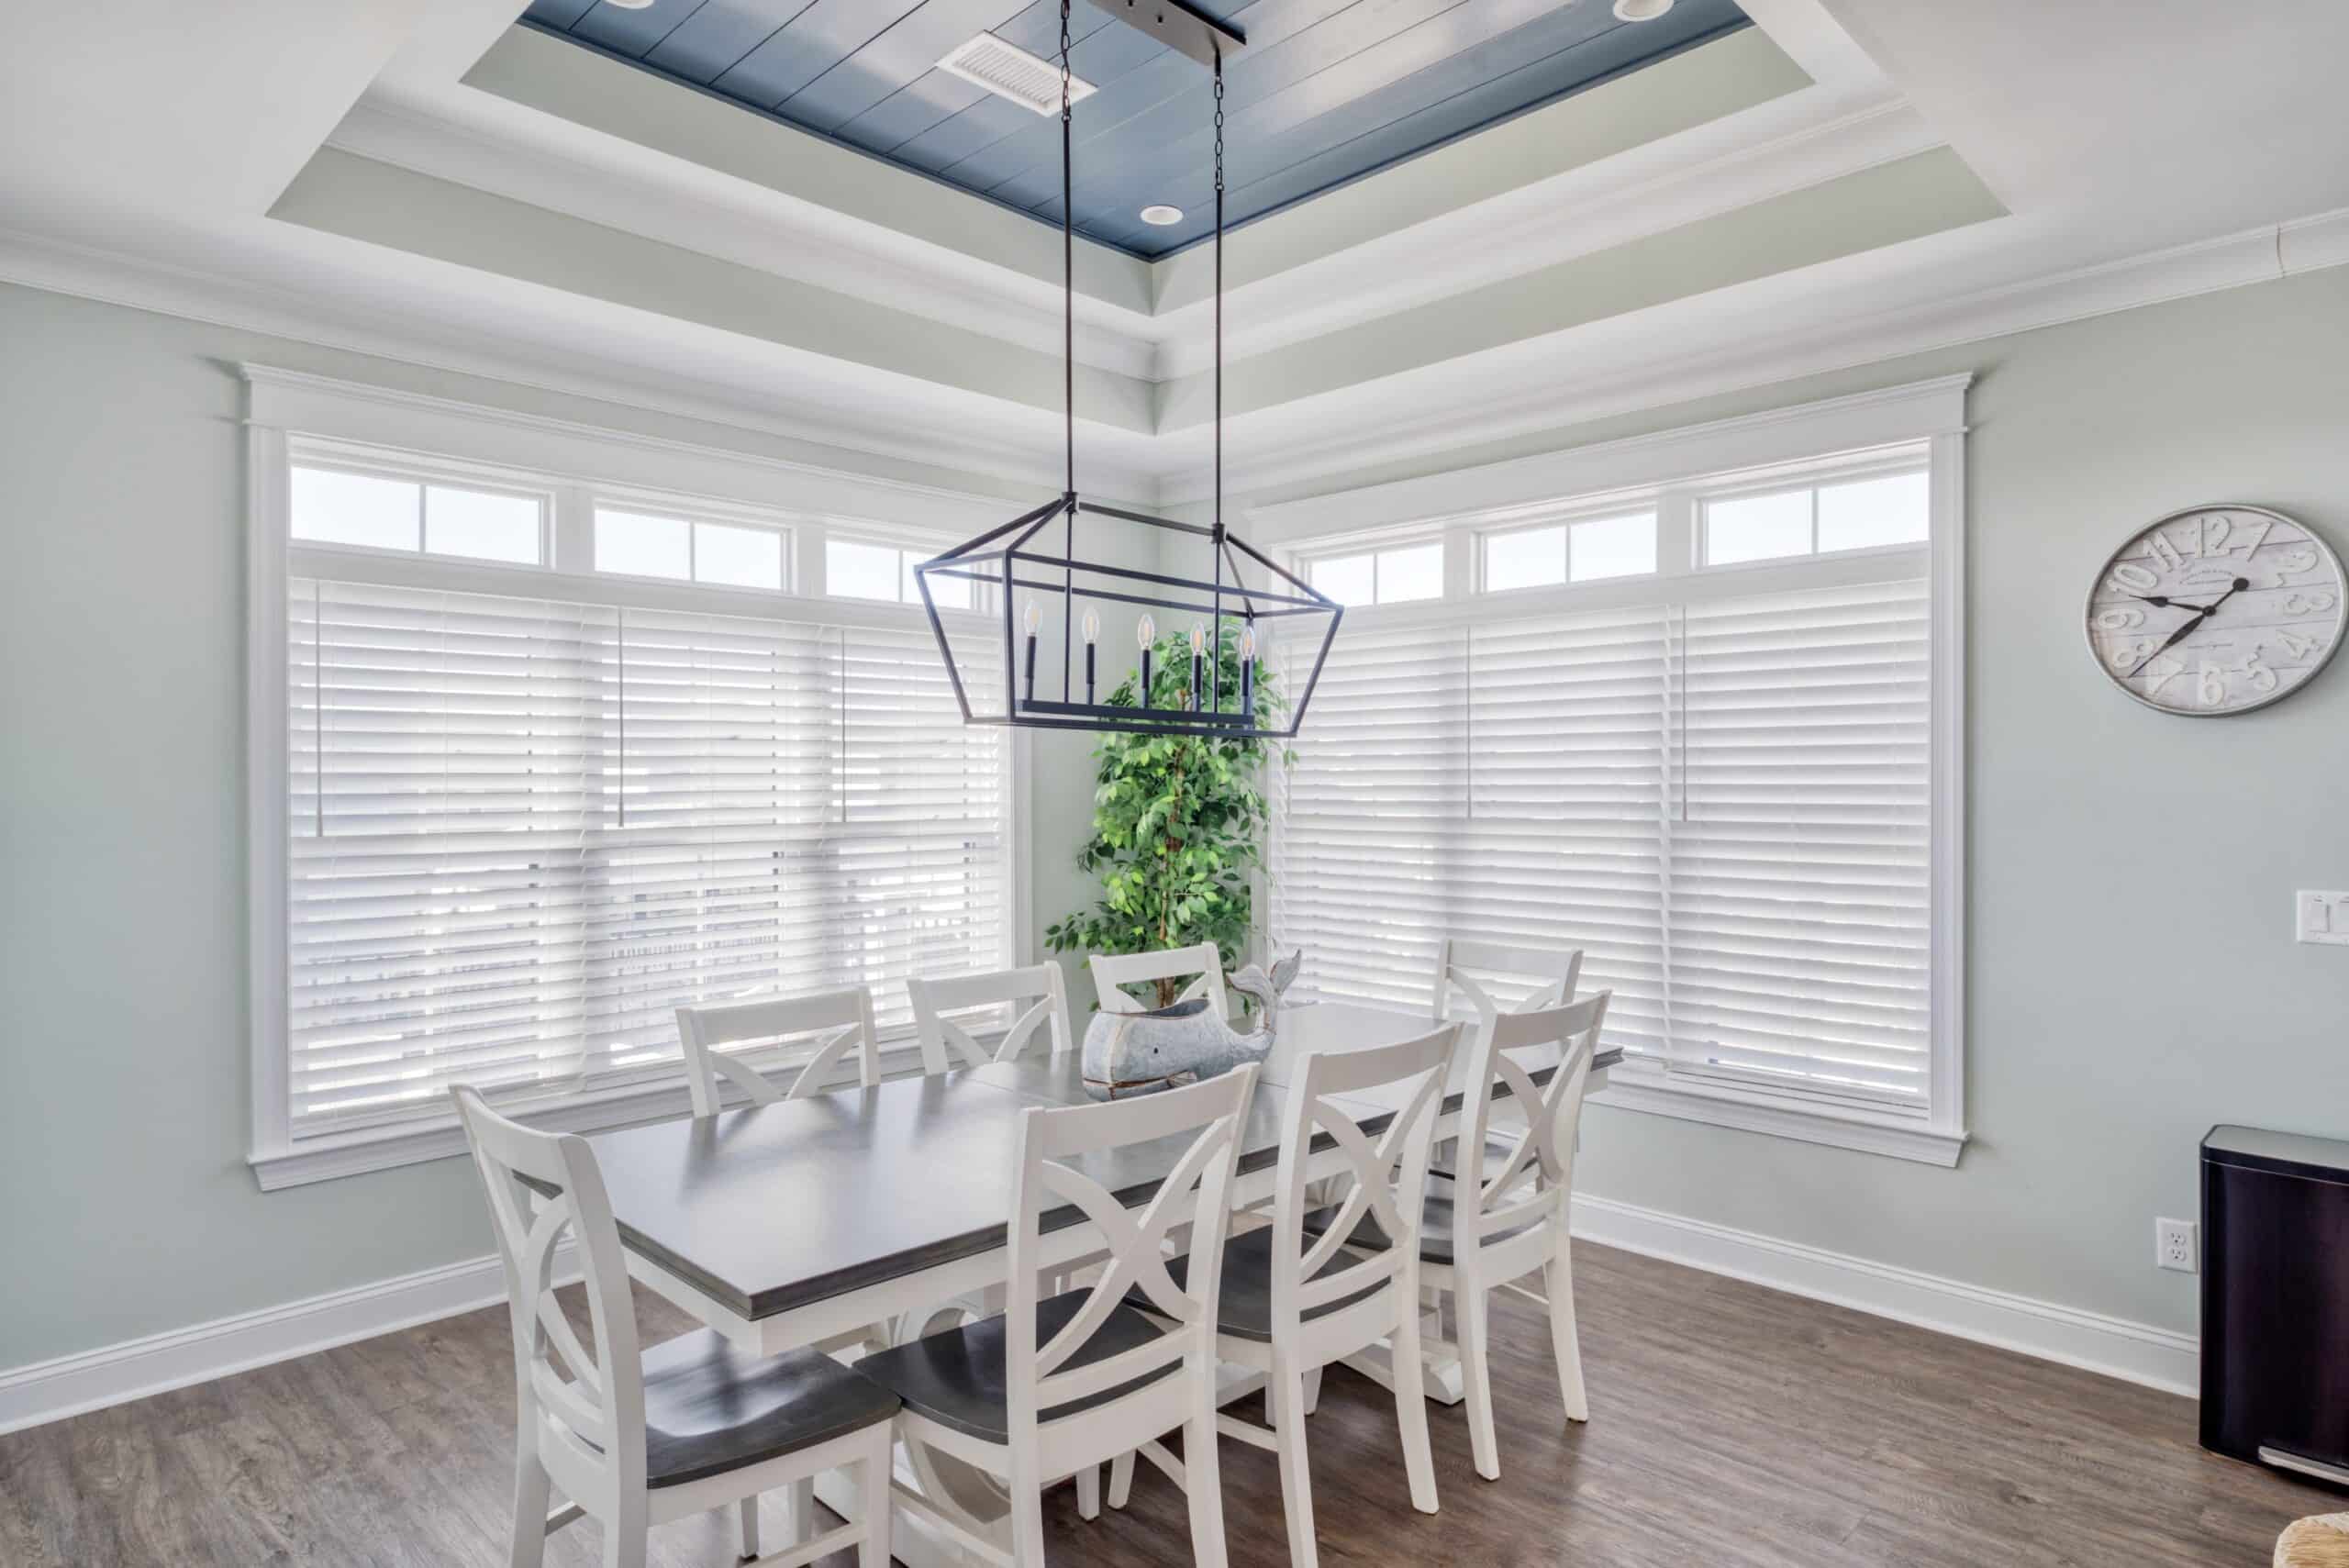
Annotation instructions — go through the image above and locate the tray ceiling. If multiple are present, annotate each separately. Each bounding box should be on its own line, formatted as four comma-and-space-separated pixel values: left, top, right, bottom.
518, 0, 1750, 258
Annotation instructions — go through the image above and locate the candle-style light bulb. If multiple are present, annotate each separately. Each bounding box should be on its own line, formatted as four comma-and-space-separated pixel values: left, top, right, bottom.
1188, 622, 1207, 712
1019, 600, 1040, 705
1240, 620, 1257, 715
1136, 613, 1156, 708
1081, 607, 1100, 645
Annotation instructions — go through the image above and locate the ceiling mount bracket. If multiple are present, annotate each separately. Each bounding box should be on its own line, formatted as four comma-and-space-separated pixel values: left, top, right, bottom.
1084, 0, 1245, 69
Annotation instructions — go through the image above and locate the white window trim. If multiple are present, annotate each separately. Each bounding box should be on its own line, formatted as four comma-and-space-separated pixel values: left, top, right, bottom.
243, 366, 1030, 1189
1250, 375, 1969, 1167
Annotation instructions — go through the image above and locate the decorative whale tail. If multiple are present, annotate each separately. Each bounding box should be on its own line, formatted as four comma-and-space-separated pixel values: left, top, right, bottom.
1230, 948, 1303, 1018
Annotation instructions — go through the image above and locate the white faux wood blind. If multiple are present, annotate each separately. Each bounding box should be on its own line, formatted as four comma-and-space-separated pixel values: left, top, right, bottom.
1270, 605, 1671, 1055
1667, 578, 1931, 1105
287, 578, 1007, 1134
1270, 574, 1932, 1111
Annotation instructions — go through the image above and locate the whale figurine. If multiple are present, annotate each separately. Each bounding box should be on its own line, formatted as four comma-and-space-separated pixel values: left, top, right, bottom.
1080, 951, 1303, 1100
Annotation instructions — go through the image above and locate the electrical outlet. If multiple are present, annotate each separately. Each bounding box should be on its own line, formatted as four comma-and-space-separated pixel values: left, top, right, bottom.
2298, 891, 2349, 945
2156, 1218, 2199, 1273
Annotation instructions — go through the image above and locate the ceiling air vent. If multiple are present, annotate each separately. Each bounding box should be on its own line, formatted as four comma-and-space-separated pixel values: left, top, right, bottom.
937, 32, 1097, 116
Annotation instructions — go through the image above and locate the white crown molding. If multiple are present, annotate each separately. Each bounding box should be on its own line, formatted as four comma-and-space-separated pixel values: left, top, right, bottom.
0, 223, 1156, 501
327, 96, 1158, 383
1185, 208, 2349, 506
0, 1243, 579, 1437
1572, 1193, 2198, 1396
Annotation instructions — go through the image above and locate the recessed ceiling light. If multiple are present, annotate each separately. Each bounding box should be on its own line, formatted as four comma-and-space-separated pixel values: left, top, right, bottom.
603, 0, 657, 9
938, 32, 1099, 116
1139, 205, 1184, 227
1613, 0, 1675, 18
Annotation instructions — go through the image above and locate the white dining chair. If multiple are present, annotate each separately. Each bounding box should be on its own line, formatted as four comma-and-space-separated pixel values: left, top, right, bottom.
1161, 1024, 1460, 1568
1088, 941, 1229, 1018
854, 1066, 1260, 1568
674, 985, 879, 1118
907, 962, 1074, 1075
1426, 938, 1583, 1187
1309, 993, 1609, 1482
452, 1084, 898, 1568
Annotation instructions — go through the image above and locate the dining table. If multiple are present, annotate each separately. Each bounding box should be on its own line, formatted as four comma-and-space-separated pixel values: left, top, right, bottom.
569, 998, 1619, 1567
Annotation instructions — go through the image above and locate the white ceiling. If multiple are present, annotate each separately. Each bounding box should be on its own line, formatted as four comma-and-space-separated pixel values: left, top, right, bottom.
0, 0, 2343, 505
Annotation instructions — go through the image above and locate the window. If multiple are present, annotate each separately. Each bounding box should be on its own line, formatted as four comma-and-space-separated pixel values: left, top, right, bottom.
1265, 416, 1961, 1166
594, 506, 787, 590
1308, 540, 1442, 605
1702, 469, 1929, 566
252, 406, 1016, 1184
1483, 510, 1658, 590
827, 537, 972, 609
292, 464, 544, 564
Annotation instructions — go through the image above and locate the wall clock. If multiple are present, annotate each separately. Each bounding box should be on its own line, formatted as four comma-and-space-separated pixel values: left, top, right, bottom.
2085, 505, 2345, 717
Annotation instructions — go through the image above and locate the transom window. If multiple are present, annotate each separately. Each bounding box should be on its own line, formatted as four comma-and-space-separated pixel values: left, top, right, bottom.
827, 536, 974, 609
1483, 509, 1659, 591
292, 464, 545, 565
594, 506, 787, 590
1702, 468, 1929, 566
1307, 540, 1443, 606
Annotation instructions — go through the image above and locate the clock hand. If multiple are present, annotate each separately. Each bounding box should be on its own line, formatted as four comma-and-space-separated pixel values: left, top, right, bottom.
2124, 577, 2250, 679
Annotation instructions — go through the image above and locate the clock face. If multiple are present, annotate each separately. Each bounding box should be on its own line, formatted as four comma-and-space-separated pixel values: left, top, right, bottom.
2086, 506, 2345, 716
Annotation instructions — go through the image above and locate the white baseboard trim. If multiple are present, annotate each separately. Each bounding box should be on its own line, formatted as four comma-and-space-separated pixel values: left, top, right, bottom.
0, 1195, 2199, 1438
1572, 1192, 2199, 1398
0, 1244, 575, 1438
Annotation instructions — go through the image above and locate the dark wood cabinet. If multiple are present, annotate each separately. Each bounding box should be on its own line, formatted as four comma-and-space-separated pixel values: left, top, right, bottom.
2201, 1125, 2349, 1487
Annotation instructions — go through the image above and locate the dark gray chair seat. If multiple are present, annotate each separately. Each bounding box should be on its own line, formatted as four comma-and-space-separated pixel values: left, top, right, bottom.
1143, 1224, 1389, 1342
1298, 1191, 1542, 1266
854, 1289, 1179, 1444
637, 1329, 900, 1490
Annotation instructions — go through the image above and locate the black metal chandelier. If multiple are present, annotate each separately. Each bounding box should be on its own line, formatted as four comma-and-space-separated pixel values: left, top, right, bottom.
913, 0, 1340, 741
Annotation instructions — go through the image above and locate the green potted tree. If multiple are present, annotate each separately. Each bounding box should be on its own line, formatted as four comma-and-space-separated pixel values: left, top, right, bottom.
1045, 623, 1290, 1010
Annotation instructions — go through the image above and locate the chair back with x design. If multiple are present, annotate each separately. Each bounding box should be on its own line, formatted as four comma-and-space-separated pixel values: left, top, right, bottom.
907, 962, 1073, 1076
1005, 1067, 1257, 1442
452, 1084, 648, 1533
1453, 993, 1609, 1263
674, 984, 879, 1117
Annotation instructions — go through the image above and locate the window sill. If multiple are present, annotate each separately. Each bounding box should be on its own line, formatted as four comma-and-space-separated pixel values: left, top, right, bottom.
1586, 1072, 1967, 1168
250, 1043, 937, 1191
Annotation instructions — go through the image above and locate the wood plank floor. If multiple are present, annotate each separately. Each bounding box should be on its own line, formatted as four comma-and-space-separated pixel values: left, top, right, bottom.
0, 1242, 2327, 1566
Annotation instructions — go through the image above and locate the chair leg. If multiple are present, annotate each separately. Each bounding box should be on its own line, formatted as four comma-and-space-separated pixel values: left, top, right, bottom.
1107, 1450, 1136, 1508
1008, 1454, 1049, 1568
1075, 1463, 1102, 1520
508, 1451, 551, 1568
1271, 1365, 1319, 1568
860, 1429, 895, 1568
1389, 1295, 1441, 1515
1300, 1367, 1323, 1417
1546, 1245, 1589, 1424
1183, 1403, 1232, 1568
731, 1496, 761, 1561
785, 1476, 815, 1546
601, 1497, 649, 1568
1456, 1281, 1501, 1483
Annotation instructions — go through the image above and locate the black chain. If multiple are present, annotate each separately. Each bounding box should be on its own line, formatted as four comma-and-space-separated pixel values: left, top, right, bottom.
1212, 50, 1224, 539
1060, 0, 1074, 499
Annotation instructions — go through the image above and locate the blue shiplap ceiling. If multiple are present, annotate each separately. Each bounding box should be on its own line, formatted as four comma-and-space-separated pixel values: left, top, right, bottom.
520, 0, 1751, 260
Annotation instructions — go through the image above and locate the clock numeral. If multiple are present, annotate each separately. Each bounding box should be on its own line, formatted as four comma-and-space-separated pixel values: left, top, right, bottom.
2110, 638, 2156, 670
2093, 606, 2145, 631
2275, 629, 2325, 662
2243, 651, 2279, 694
2284, 591, 2337, 616
2197, 660, 2226, 707
2202, 515, 2233, 554
2109, 562, 2159, 593
2141, 656, 2186, 697
2150, 531, 2187, 572
2232, 517, 2275, 558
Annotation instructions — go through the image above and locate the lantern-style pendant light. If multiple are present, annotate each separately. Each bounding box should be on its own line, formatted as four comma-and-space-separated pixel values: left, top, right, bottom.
913, 0, 1341, 740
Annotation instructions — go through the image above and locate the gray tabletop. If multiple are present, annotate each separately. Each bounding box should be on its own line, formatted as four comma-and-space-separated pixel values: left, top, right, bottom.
581, 1000, 1618, 1322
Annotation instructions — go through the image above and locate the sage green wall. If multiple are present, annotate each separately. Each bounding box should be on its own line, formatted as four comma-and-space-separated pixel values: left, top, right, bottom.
0, 282, 1102, 1370
1235, 264, 2349, 1335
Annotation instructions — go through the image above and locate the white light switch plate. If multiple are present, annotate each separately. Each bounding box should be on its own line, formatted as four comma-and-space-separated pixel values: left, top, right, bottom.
2298, 891, 2349, 945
